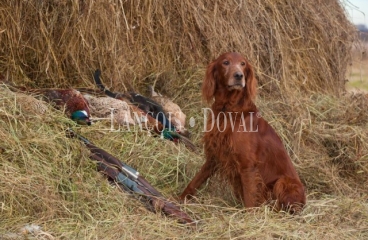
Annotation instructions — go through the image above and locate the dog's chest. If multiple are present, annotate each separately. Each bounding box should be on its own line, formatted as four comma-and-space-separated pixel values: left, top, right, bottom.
203, 112, 247, 161
204, 123, 243, 182
204, 110, 259, 164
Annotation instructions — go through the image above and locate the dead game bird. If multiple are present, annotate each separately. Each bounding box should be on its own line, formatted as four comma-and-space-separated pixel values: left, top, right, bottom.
1, 80, 92, 125
149, 85, 188, 136
93, 69, 177, 132
82, 93, 136, 126
93, 69, 197, 151
29, 88, 92, 125
1, 85, 49, 115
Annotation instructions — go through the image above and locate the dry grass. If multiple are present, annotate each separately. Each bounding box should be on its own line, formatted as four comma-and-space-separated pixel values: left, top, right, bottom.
0, 0, 355, 95
1, 0, 368, 239
1, 84, 368, 239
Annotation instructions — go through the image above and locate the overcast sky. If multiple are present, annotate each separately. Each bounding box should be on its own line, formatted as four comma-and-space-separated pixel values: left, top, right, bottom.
342, 0, 368, 26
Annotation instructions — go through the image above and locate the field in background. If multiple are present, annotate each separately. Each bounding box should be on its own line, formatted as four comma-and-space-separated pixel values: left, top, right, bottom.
346, 41, 368, 92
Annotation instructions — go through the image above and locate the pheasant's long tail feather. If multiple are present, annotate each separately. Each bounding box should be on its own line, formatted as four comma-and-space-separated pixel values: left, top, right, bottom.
93, 69, 120, 99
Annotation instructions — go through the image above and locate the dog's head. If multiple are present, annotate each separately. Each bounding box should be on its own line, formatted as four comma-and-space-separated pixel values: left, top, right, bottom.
202, 52, 257, 103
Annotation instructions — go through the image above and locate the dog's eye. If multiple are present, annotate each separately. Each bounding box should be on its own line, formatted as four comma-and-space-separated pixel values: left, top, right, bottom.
223, 60, 230, 65
241, 62, 246, 66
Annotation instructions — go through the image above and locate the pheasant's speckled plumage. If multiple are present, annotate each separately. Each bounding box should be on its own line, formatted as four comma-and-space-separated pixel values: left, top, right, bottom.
1, 85, 49, 115
149, 85, 188, 135
83, 94, 136, 125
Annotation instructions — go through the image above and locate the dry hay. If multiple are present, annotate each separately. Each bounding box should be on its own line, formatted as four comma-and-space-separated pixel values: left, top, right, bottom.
1, 0, 368, 239
0, 0, 355, 96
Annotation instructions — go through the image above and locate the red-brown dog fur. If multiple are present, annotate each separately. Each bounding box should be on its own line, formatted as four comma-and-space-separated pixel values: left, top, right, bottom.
180, 52, 306, 213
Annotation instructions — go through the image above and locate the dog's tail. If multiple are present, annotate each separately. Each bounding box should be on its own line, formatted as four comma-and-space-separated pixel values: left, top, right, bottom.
93, 69, 120, 99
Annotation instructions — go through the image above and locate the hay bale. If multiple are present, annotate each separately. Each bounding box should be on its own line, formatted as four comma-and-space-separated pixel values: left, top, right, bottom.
0, 0, 356, 96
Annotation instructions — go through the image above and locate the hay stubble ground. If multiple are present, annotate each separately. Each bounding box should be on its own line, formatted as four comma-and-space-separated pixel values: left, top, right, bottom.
1, 0, 368, 239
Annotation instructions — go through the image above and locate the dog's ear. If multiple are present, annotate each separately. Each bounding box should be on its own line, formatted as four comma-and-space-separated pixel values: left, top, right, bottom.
202, 61, 217, 104
245, 61, 257, 100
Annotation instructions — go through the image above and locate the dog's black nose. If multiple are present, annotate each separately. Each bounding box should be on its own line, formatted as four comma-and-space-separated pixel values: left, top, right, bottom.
234, 72, 243, 81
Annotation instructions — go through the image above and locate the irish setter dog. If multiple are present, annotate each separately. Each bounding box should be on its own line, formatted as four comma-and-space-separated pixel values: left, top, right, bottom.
180, 52, 306, 213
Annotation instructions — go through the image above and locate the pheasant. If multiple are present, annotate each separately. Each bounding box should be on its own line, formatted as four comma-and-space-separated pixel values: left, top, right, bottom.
93, 69, 177, 132
149, 85, 188, 136
1, 85, 48, 115
82, 93, 136, 126
92, 69, 197, 151
0, 80, 91, 125
29, 88, 92, 125
28, 88, 91, 125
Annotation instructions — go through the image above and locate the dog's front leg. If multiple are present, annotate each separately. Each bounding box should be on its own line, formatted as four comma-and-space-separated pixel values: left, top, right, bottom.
240, 167, 259, 208
179, 158, 216, 201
